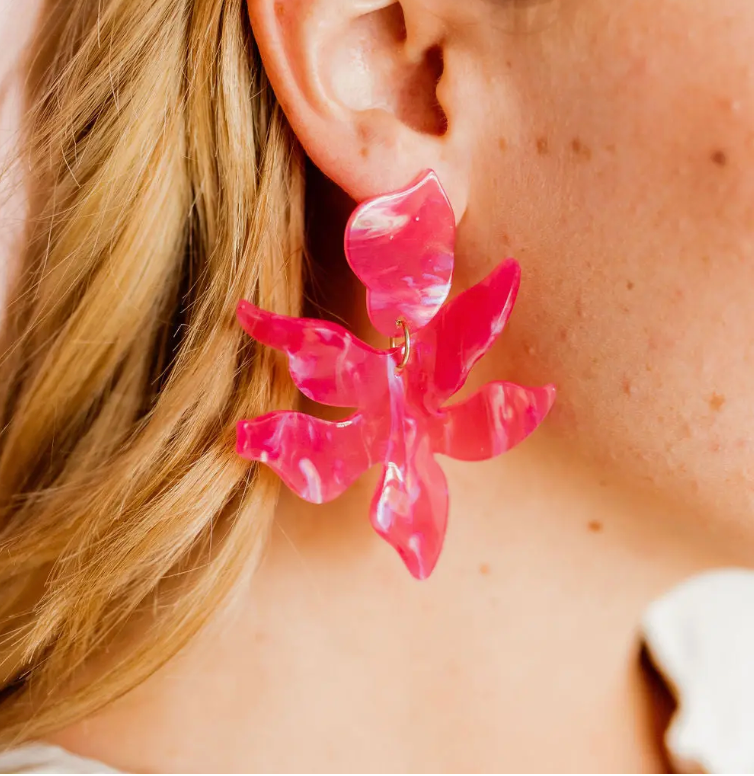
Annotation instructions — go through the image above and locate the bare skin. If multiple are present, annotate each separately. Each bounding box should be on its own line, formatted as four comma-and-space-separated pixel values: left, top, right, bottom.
9, 0, 754, 771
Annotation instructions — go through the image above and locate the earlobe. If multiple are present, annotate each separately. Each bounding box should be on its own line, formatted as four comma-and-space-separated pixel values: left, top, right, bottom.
247, 0, 469, 221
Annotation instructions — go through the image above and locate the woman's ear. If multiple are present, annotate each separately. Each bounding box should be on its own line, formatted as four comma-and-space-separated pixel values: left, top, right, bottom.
247, 0, 469, 221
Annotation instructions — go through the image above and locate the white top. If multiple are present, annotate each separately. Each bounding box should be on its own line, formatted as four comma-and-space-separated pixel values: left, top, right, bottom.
642, 569, 754, 773
0, 744, 117, 774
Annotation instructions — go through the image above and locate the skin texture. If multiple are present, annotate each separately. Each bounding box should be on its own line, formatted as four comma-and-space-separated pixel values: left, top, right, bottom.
470, 0, 754, 533
28, 0, 754, 771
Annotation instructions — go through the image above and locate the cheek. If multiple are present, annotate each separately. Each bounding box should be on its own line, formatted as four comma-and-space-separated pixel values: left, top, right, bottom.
462, 0, 754, 525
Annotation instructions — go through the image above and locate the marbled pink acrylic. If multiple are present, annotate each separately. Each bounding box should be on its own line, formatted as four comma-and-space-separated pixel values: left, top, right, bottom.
344, 170, 455, 338
236, 171, 555, 579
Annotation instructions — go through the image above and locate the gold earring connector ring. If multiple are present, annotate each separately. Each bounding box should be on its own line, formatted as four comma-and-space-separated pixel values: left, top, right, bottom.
389, 318, 411, 371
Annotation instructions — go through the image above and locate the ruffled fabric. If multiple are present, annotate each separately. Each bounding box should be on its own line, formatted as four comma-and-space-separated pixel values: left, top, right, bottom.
643, 569, 754, 773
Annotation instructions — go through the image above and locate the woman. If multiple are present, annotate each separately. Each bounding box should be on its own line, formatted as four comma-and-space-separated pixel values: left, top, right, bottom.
1, 0, 753, 771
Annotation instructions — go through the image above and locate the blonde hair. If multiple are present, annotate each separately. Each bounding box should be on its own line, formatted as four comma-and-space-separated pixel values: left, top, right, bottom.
0, 0, 303, 744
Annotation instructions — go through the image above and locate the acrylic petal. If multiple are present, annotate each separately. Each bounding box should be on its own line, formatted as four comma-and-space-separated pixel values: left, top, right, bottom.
370, 435, 448, 580
236, 411, 386, 504
237, 300, 388, 408
344, 170, 455, 337
411, 259, 521, 410
432, 381, 556, 461
367, 369, 449, 579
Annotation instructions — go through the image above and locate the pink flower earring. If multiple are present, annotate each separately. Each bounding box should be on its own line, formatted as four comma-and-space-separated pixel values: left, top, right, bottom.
235, 171, 555, 579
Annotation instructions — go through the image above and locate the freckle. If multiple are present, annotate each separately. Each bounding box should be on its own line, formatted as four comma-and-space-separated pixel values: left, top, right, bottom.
718, 97, 741, 113
254, 632, 266, 644
536, 136, 549, 155
711, 149, 728, 167
499, 137, 508, 152
680, 421, 692, 440
599, 479, 608, 487
575, 298, 584, 318
701, 255, 711, 266
359, 146, 368, 158
605, 143, 616, 153
357, 123, 375, 143
506, 60, 513, 69
588, 521, 603, 533
558, 327, 568, 342
709, 392, 726, 411
479, 563, 491, 576
627, 280, 635, 291
274, 1, 285, 19
571, 138, 592, 161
